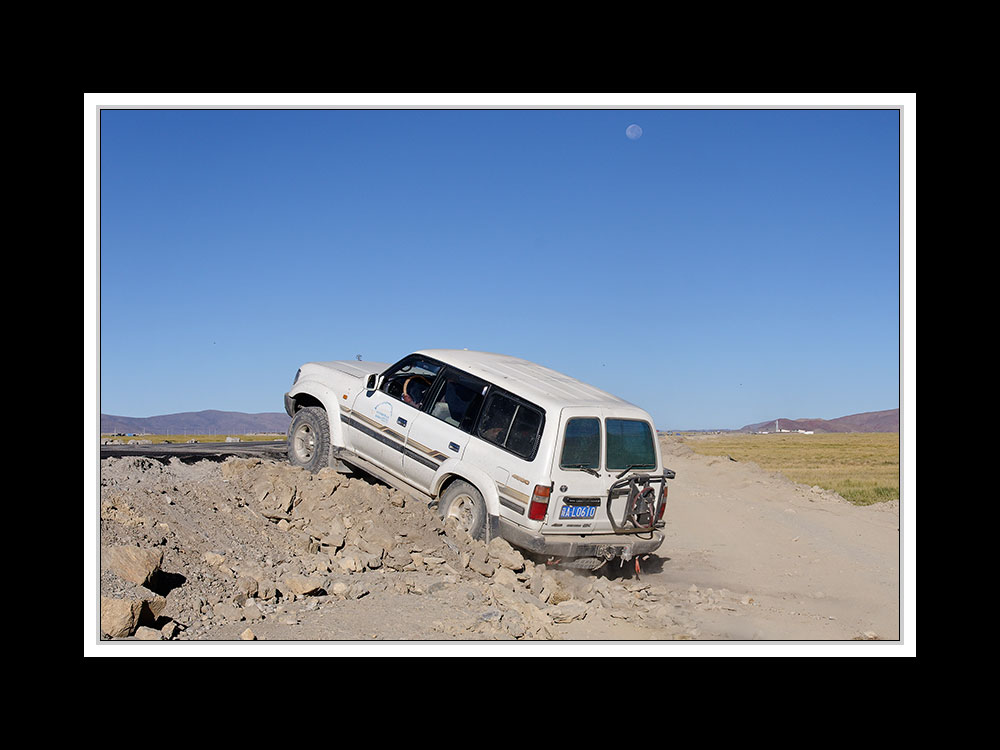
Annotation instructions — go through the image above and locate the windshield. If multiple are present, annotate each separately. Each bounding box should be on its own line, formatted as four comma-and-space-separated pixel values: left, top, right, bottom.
605, 419, 656, 471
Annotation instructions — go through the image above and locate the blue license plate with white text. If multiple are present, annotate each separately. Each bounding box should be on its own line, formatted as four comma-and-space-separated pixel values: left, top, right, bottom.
559, 504, 597, 520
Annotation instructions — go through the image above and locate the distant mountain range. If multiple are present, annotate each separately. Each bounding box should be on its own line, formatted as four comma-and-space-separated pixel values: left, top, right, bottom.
739, 408, 899, 434
100, 406, 899, 437
101, 410, 291, 435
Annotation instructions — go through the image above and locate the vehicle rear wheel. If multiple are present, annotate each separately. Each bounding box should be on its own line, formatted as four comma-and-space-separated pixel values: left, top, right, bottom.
438, 480, 487, 540
287, 406, 331, 473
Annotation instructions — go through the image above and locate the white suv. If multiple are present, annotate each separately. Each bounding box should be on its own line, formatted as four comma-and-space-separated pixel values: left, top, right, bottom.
284, 350, 674, 568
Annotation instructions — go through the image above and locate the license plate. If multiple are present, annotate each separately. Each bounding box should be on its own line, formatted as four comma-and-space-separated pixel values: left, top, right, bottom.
559, 504, 597, 520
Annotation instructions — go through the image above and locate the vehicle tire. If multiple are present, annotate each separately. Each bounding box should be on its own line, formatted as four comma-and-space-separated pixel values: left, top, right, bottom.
438, 480, 487, 540
287, 406, 331, 473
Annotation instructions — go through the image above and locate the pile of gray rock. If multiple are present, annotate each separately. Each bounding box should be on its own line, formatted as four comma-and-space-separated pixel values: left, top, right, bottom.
100, 546, 174, 640
98, 456, 693, 641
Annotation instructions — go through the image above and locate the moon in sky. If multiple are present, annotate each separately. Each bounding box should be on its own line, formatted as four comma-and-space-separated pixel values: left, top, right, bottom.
626, 124, 643, 140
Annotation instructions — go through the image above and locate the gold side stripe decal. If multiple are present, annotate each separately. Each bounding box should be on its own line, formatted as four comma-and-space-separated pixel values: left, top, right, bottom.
346, 409, 405, 442
405, 436, 449, 461
341, 407, 447, 462
496, 483, 529, 505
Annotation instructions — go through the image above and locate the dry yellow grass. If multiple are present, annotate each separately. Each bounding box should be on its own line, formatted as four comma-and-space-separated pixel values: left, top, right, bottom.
101, 433, 285, 444
680, 432, 899, 506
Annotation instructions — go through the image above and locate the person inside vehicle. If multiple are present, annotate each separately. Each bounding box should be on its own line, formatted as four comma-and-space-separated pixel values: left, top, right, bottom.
402, 375, 431, 409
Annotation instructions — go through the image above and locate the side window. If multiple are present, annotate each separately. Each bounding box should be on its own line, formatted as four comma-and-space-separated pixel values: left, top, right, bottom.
560, 417, 600, 469
477, 391, 544, 460
380, 356, 442, 410
427, 368, 488, 432
507, 406, 543, 457
478, 393, 517, 444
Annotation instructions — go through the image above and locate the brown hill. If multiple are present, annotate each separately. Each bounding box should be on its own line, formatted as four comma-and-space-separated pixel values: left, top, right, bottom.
101, 410, 291, 435
740, 408, 898, 433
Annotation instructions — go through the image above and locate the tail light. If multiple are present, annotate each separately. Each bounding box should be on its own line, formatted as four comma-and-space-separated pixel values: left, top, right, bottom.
528, 484, 551, 521
657, 485, 669, 520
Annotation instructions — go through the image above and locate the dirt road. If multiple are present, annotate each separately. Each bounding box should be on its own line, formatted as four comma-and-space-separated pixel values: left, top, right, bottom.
640, 439, 901, 641
92, 436, 905, 651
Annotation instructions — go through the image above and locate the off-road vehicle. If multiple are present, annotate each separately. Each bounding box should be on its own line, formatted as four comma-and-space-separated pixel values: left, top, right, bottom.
284, 349, 674, 569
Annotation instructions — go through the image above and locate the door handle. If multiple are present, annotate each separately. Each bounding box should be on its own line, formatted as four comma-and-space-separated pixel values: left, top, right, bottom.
397, 417, 407, 427
448, 442, 460, 452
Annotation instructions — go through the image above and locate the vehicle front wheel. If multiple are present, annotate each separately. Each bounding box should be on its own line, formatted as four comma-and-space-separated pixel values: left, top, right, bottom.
438, 480, 487, 540
287, 406, 331, 473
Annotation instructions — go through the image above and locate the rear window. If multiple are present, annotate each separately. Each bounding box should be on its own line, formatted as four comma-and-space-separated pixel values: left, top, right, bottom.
560, 417, 600, 469
605, 419, 656, 471
477, 392, 544, 460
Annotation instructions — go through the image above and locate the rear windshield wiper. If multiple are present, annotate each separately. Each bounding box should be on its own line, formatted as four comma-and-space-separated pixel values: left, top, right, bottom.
563, 463, 601, 477
615, 464, 653, 479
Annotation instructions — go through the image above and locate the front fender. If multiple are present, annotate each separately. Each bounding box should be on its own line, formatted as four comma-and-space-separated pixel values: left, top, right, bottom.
286, 379, 348, 449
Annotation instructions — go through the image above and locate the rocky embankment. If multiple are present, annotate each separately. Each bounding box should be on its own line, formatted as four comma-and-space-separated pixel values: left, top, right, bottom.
98, 456, 698, 641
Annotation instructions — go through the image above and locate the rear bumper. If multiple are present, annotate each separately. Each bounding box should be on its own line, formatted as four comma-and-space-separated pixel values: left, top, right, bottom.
496, 517, 664, 560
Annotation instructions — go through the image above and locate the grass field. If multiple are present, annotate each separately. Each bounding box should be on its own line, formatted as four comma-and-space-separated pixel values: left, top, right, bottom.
680, 432, 900, 506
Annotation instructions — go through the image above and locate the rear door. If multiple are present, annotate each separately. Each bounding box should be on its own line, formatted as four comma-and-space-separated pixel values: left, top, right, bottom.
598, 414, 659, 533
544, 407, 660, 534
543, 407, 609, 534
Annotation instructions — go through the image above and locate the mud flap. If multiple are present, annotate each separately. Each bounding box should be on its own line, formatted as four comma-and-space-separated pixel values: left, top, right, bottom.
333, 457, 355, 475
488, 514, 502, 544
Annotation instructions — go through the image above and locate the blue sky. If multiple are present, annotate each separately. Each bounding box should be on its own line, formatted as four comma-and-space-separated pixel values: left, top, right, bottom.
97, 104, 902, 430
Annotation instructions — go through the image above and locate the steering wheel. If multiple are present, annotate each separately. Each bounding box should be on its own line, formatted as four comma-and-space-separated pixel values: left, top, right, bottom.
403, 375, 430, 405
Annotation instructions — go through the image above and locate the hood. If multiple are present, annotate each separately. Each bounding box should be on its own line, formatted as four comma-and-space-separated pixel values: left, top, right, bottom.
311, 360, 389, 379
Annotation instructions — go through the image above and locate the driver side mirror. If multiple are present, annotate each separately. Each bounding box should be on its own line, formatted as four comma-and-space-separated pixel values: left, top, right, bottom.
365, 373, 383, 391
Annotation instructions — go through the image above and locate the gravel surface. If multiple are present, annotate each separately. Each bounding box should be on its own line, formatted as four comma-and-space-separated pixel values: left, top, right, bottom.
89, 436, 904, 652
